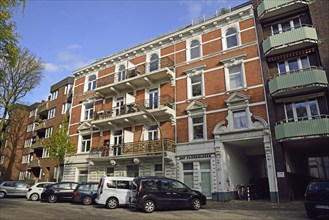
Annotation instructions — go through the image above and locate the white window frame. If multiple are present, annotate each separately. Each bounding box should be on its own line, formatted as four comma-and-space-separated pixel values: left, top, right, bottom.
48, 108, 56, 119
147, 51, 160, 73
27, 123, 35, 132
186, 36, 202, 61
271, 18, 301, 35
49, 90, 58, 101
187, 72, 205, 99
45, 127, 53, 138
232, 110, 248, 129
64, 84, 72, 95
79, 134, 91, 153
83, 102, 94, 121
224, 63, 246, 91
24, 139, 33, 148
61, 102, 71, 115
221, 24, 241, 50
21, 155, 31, 164
284, 99, 320, 122
42, 148, 50, 158
277, 56, 310, 75
188, 114, 206, 142
29, 109, 37, 118
116, 64, 127, 82
86, 75, 97, 91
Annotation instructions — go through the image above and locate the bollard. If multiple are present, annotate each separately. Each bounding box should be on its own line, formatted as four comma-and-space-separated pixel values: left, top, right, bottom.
247, 185, 250, 202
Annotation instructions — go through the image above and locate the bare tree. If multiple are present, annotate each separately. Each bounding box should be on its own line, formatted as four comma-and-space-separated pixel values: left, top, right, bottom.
0, 47, 44, 151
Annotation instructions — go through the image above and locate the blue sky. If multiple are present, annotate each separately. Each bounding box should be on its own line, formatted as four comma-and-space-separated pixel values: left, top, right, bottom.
15, 0, 246, 105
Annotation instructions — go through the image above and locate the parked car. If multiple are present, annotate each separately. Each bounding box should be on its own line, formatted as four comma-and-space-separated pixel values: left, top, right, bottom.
0, 180, 30, 198
72, 182, 98, 205
26, 182, 55, 201
96, 176, 134, 209
129, 176, 207, 213
41, 182, 78, 203
304, 179, 329, 219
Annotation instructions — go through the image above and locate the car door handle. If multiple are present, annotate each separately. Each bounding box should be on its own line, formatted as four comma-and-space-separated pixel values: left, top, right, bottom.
172, 193, 177, 195
166, 192, 171, 195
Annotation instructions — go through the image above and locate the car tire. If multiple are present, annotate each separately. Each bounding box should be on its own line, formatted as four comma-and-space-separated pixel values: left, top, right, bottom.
191, 198, 201, 210
306, 210, 318, 219
82, 196, 93, 205
106, 198, 118, 209
0, 191, 6, 198
143, 200, 156, 213
48, 194, 58, 203
30, 193, 39, 201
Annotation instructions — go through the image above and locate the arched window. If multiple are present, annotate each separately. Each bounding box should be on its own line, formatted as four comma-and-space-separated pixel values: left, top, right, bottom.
87, 75, 96, 91
190, 40, 201, 59
226, 28, 238, 48
149, 54, 159, 72
118, 65, 126, 81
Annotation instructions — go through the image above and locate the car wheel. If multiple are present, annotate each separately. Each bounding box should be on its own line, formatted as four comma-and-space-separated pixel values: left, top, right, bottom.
191, 198, 201, 210
0, 191, 6, 198
306, 210, 318, 219
30, 193, 39, 201
82, 196, 93, 205
48, 194, 58, 203
106, 198, 118, 209
143, 200, 156, 213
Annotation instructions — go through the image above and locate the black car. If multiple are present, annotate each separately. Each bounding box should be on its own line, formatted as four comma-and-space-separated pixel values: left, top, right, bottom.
41, 182, 78, 203
304, 179, 329, 219
72, 182, 98, 205
129, 176, 206, 213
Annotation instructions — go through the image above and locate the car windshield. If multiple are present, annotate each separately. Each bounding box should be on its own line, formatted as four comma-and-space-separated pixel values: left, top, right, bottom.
308, 182, 329, 191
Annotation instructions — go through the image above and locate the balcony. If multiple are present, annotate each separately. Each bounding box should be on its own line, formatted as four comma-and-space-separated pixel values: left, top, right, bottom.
95, 57, 174, 97
257, 0, 309, 21
31, 140, 43, 149
274, 115, 329, 141
89, 139, 175, 161
28, 159, 41, 168
38, 102, 48, 114
92, 95, 175, 130
34, 121, 47, 131
262, 25, 318, 57
269, 67, 328, 98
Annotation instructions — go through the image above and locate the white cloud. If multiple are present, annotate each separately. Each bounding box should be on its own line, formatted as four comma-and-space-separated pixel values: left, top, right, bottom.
44, 63, 62, 72
67, 44, 81, 49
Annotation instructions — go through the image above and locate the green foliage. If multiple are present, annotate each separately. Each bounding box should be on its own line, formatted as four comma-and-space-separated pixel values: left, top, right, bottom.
219, 7, 230, 15
42, 115, 75, 163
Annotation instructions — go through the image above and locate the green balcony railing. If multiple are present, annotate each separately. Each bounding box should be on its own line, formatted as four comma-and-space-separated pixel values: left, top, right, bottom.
274, 115, 329, 141
257, 0, 309, 20
262, 25, 318, 56
269, 67, 328, 97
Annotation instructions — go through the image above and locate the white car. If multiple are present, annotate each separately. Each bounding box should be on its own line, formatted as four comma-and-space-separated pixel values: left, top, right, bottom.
26, 182, 55, 201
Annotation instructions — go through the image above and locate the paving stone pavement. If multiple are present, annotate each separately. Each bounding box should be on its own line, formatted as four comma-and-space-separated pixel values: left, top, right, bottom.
206, 200, 304, 211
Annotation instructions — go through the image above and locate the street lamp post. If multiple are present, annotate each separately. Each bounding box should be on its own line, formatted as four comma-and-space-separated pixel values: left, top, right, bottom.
134, 103, 165, 176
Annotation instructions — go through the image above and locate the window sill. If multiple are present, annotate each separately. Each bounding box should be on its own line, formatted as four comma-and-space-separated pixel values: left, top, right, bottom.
187, 96, 206, 102
225, 87, 247, 94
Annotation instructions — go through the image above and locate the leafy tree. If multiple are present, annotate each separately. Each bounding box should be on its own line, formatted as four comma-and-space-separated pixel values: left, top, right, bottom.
0, 47, 44, 153
0, 0, 25, 62
42, 115, 74, 182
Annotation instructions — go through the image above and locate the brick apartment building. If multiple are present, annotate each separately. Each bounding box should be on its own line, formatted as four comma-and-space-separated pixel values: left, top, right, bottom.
0, 77, 74, 182
64, 2, 279, 201
253, 0, 329, 201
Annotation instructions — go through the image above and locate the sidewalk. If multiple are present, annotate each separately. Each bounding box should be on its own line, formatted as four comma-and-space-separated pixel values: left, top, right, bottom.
206, 200, 304, 211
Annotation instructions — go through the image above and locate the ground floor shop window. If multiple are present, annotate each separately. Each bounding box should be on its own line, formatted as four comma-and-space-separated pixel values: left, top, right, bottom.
78, 170, 88, 183
154, 164, 162, 176
183, 163, 194, 188
107, 167, 114, 177
127, 165, 139, 177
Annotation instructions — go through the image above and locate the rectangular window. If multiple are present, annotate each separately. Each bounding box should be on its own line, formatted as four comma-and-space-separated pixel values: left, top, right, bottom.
45, 127, 53, 138
24, 139, 32, 148
62, 103, 71, 114
84, 103, 94, 120
271, 18, 301, 35
49, 90, 58, 101
191, 75, 202, 97
154, 164, 162, 176
27, 123, 35, 132
19, 171, 30, 180
233, 110, 247, 129
277, 56, 310, 75
42, 148, 49, 158
29, 109, 37, 118
284, 99, 320, 122
148, 125, 158, 140
106, 167, 114, 177
78, 170, 88, 183
21, 155, 31, 164
0, 155, 4, 164
48, 108, 56, 119
64, 84, 72, 95
183, 163, 194, 189
229, 65, 243, 89
80, 135, 91, 153
192, 117, 204, 140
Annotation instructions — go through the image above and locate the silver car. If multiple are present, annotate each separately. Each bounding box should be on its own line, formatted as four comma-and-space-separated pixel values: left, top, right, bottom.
0, 180, 30, 198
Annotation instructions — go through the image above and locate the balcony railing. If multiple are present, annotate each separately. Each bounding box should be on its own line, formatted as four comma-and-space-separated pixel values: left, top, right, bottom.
95, 57, 174, 96
28, 159, 41, 168
257, 0, 309, 21
89, 139, 175, 158
34, 121, 47, 131
38, 102, 48, 113
31, 140, 44, 149
262, 25, 318, 56
94, 95, 174, 121
269, 66, 328, 97
274, 115, 329, 141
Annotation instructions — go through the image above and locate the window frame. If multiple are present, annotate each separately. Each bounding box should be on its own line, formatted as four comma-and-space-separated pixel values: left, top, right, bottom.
277, 56, 310, 75
225, 63, 246, 91
187, 73, 204, 99
186, 36, 202, 61
225, 28, 239, 49
189, 114, 206, 141
83, 102, 94, 121
284, 99, 320, 122
86, 75, 97, 91
79, 134, 91, 153
48, 108, 56, 119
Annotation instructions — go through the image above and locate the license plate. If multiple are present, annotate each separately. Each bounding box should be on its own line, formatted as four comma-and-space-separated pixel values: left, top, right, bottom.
315, 205, 329, 209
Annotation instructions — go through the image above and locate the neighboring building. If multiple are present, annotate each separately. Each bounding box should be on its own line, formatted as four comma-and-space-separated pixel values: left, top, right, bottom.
0, 105, 30, 180
64, 2, 279, 202
1, 77, 74, 182
253, 0, 329, 201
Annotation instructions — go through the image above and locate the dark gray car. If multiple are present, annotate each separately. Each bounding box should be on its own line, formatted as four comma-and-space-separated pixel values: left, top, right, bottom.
0, 180, 30, 198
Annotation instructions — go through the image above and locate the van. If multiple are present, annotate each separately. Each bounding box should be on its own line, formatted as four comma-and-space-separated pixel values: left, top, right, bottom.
96, 176, 134, 209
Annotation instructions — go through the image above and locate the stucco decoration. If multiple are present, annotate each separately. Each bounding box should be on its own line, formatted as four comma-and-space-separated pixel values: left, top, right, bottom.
185, 100, 208, 116
251, 116, 268, 129
77, 122, 94, 132
213, 120, 229, 135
